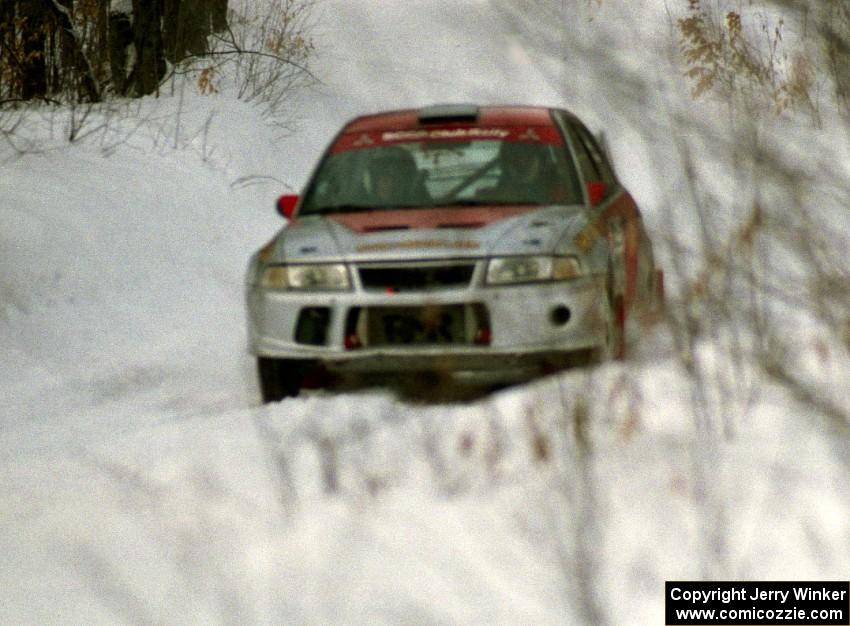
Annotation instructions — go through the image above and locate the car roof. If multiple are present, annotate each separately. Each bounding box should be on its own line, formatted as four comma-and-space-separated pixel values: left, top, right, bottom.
342, 105, 574, 133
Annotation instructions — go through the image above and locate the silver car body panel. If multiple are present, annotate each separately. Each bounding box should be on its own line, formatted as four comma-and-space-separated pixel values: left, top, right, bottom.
246, 203, 613, 376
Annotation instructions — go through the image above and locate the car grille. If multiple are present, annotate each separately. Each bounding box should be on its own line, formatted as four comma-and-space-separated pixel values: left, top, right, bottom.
357, 263, 475, 292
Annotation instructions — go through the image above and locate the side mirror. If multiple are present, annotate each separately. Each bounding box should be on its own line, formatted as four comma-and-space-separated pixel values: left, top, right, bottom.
586, 181, 607, 207
276, 194, 299, 219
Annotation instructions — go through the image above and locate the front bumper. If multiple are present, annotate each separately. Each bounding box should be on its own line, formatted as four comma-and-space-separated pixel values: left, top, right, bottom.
246, 272, 609, 374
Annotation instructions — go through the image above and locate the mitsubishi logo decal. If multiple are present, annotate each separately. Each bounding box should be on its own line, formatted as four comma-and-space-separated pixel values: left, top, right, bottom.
353, 133, 375, 147
518, 127, 541, 141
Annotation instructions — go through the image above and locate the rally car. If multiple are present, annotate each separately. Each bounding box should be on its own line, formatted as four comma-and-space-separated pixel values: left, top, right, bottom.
246, 104, 663, 401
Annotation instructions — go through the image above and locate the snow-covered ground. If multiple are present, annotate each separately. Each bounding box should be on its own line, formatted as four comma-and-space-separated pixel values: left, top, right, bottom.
1, 1, 848, 624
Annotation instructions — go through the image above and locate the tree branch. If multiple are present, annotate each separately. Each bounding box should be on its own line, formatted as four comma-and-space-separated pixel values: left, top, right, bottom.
179, 45, 316, 81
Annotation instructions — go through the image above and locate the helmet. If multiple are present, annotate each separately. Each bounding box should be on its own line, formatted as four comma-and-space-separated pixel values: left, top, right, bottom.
366, 148, 417, 202
499, 141, 542, 184
367, 148, 416, 185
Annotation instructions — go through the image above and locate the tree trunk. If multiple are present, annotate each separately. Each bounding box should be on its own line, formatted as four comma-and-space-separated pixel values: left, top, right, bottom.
131, 0, 165, 95
54, 0, 74, 95
108, 9, 133, 95
183, 0, 211, 56
211, 0, 227, 33
0, 2, 10, 98
163, 0, 227, 62
19, 0, 47, 100
162, 0, 181, 61
47, 0, 101, 101
95, 0, 109, 85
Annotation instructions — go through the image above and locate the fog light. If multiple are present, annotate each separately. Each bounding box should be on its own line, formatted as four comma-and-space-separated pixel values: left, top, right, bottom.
550, 305, 571, 326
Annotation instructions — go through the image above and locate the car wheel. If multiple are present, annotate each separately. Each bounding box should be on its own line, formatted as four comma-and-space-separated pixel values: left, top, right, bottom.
257, 357, 306, 402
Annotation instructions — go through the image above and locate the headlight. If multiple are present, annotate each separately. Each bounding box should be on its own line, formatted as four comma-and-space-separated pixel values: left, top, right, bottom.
260, 263, 350, 290
486, 255, 582, 285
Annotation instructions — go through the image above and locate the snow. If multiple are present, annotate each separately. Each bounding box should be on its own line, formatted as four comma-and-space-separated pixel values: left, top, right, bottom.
1, 0, 848, 624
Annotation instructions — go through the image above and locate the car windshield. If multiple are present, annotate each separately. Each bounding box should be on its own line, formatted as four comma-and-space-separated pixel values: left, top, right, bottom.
298, 136, 583, 216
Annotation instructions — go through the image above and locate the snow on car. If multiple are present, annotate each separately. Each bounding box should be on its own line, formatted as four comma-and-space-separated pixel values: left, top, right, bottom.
245, 104, 663, 401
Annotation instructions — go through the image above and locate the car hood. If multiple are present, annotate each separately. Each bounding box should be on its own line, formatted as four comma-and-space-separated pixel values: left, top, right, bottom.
268, 204, 589, 263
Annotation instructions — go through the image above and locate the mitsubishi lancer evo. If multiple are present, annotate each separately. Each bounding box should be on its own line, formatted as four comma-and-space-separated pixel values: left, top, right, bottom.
246, 105, 663, 401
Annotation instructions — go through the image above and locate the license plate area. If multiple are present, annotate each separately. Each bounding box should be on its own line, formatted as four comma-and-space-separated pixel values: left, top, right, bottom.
347, 304, 488, 347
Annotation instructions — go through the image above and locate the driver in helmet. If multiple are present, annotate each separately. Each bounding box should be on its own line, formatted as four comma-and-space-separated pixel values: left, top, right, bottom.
367, 149, 424, 207
481, 141, 560, 204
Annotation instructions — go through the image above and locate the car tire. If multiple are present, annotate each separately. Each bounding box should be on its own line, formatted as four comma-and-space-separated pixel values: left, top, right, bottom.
257, 357, 306, 403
